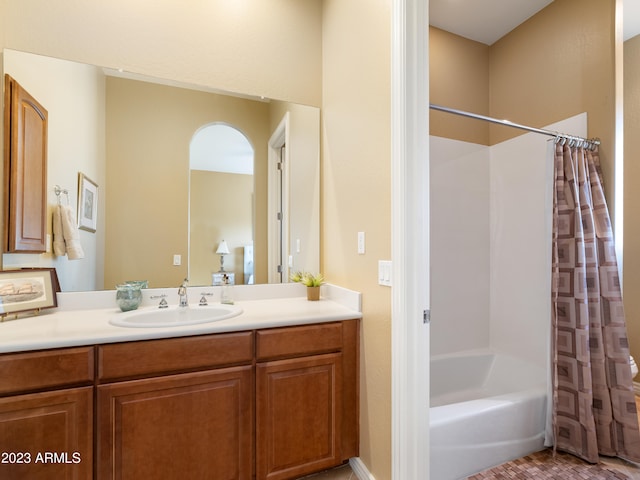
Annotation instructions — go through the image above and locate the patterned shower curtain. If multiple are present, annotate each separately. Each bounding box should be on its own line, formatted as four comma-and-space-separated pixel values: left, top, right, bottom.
552, 142, 640, 463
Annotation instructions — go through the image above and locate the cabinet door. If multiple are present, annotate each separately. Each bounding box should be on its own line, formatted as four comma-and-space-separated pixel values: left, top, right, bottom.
3, 74, 48, 252
97, 365, 252, 480
0, 386, 93, 480
256, 353, 342, 480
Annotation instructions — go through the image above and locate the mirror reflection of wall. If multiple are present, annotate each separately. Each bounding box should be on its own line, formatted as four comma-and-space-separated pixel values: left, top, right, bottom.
2, 48, 106, 292
1, 48, 320, 291
104, 75, 270, 288
189, 124, 254, 286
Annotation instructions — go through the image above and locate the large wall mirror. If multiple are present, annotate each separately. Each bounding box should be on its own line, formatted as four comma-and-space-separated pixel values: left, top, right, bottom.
1, 48, 320, 291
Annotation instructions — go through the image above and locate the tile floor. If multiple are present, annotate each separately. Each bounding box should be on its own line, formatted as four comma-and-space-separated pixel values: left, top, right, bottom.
309, 457, 640, 479
601, 456, 640, 479
300, 463, 354, 479
299, 398, 640, 479
308, 455, 640, 480
599, 395, 640, 479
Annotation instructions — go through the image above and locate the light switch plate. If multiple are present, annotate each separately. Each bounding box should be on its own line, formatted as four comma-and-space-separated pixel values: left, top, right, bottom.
378, 260, 392, 286
357, 232, 365, 254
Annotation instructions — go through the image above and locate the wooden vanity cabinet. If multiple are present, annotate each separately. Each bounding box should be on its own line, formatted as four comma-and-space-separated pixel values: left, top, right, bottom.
255, 320, 359, 480
0, 319, 359, 480
0, 346, 95, 480
96, 332, 254, 480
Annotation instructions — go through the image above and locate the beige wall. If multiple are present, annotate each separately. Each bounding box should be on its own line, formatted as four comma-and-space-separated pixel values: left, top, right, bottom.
105, 77, 270, 288
431, 0, 616, 176
0, 0, 322, 107
190, 171, 253, 286
490, 0, 616, 206
430, 0, 617, 235
323, 0, 392, 478
429, 27, 490, 145
624, 34, 640, 372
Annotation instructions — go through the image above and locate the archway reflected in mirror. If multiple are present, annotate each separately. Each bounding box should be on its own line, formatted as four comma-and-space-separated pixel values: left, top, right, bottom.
188, 124, 254, 286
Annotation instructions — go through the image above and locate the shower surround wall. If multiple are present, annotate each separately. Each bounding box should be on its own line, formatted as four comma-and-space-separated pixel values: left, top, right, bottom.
431, 138, 490, 353
430, 113, 588, 367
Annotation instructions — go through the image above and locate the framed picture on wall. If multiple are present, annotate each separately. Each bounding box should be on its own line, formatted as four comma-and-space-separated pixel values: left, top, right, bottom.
77, 172, 98, 232
0, 269, 58, 316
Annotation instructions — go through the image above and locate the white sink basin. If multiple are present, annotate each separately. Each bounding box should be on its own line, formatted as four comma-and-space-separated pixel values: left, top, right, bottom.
109, 304, 243, 328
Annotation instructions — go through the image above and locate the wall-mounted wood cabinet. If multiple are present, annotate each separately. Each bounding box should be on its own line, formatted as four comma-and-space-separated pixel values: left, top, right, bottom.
3, 74, 48, 253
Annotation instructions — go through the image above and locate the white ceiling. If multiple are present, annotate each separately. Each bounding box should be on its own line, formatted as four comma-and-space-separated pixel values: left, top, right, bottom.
430, 0, 640, 45
429, 0, 553, 45
625, 0, 640, 41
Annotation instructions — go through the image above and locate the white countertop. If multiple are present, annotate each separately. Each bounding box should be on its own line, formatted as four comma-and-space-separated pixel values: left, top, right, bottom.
0, 283, 362, 353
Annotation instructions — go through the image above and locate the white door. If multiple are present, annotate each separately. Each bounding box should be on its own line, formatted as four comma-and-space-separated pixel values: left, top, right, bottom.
267, 114, 290, 284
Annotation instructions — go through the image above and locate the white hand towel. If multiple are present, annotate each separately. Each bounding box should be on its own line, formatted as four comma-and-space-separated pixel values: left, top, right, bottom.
52, 205, 66, 256
61, 204, 85, 260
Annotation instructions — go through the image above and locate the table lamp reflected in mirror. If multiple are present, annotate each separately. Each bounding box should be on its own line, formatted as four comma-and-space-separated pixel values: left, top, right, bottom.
216, 240, 230, 272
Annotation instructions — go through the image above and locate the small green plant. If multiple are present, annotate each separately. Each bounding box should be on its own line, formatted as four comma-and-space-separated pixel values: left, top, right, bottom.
290, 271, 324, 287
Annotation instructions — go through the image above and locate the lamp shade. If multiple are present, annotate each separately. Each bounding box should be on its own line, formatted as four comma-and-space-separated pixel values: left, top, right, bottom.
216, 240, 230, 255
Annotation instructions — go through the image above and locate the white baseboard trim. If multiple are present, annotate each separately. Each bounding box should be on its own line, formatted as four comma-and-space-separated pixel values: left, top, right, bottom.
349, 457, 375, 480
634, 381, 640, 396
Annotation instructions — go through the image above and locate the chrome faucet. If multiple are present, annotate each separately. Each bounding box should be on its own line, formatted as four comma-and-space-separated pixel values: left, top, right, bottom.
178, 278, 189, 307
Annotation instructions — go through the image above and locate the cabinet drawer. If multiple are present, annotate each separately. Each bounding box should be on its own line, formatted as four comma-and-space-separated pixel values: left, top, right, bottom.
256, 322, 343, 361
98, 331, 253, 381
0, 347, 94, 396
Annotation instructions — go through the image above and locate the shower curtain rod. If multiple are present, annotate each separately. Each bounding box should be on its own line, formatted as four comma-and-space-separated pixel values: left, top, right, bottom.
429, 104, 600, 147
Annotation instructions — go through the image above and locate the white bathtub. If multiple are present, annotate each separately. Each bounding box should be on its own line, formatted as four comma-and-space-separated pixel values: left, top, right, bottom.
430, 351, 547, 480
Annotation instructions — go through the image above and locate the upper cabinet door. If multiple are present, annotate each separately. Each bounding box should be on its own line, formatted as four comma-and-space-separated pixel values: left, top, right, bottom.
3, 74, 48, 253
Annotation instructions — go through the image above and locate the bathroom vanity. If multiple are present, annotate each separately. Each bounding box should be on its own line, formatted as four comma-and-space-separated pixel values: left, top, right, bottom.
0, 284, 361, 480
